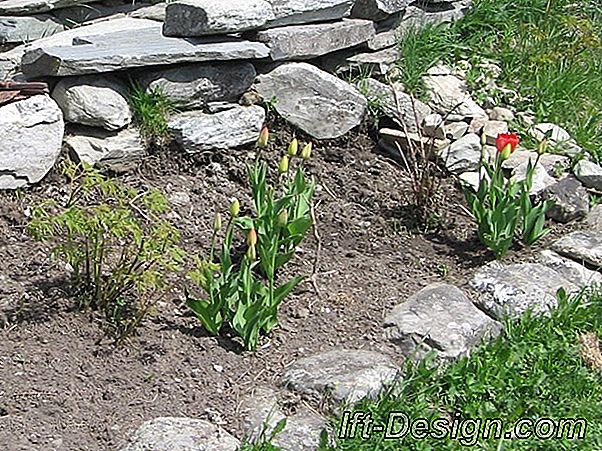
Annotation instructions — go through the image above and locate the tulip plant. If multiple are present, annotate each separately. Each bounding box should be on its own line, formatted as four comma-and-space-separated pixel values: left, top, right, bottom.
462, 132, 554, 259
186, 128, 315, 350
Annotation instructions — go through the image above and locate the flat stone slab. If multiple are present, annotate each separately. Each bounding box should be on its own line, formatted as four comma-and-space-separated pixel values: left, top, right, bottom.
0, 0, 96, 15
137, 62, 256, 110
168, 105, 265, 153
538, 250, 602, 288
120, 417, 239, 451
471, 262, 577, 320
352, 0, 410, 21
268, 0, 354, 27
163, 0, 274, 37
22, 26, 269, 77
255, 62, 366, 140
280, 349, 399, 406
552, 231, 602, 268
0, 95, 64, 189
0, 15, 64, 43
256, 19, 375, 61
384, 283, 502, 361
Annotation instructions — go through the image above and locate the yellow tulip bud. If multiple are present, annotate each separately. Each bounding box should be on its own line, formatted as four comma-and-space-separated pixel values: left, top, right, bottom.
500, 143, 512, 160
213, 212, 222, 232
246, 245, 256, 262
288, 138, 299, 157
256, 126, 269, 148
301, 142, 312, 160
278, 155, 290, 174
229, 198, 240, 217
277, 209, 288, 227
538, 138, 548, 155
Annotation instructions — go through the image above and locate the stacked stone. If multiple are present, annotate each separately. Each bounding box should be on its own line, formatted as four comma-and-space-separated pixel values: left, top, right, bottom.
1, 0, 472, 189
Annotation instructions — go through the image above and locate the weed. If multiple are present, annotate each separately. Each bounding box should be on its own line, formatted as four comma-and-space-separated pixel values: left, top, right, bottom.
129, 82, 173, 144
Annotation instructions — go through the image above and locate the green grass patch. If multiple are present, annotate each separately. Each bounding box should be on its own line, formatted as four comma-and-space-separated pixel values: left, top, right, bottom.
396, 0, 602, 160
129, 83, 173, 144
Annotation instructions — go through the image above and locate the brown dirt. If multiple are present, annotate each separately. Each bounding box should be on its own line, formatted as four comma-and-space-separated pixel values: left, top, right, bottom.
0, 124, 578, 451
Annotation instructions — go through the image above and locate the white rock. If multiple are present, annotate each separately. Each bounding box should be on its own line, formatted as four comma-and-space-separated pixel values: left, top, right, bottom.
552, 231, 602, 268
52, 75, 131, 131
538, 250, 602, 288
510, 161, 556, 195
422, 113, 445, 139
168, 105, 265, 153
529, 122, 583, 157
0, 95, 64, 189
255, 62, 366, 139
439, 133, 481, 174
489, 106, 514, 122
445, 121, 469, 140
574, 159, 602, 190
482, 120, 508, 146
163, 0, 275, 36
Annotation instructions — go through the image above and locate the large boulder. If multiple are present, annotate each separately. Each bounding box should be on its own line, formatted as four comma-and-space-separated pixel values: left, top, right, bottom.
256, 19, 375, 61
137, 62, 256, 110
120, 417, 239, 451
0, 95, 64, 189
255, 62, 367, 139
163, 0, 274, 36
168, 105, 265, 153
52, 75, 132, 131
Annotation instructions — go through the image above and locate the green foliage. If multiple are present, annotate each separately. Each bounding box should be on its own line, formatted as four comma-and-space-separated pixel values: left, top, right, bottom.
326, 288, 602, 450
27, 162, 184, 340
186, 138, 315, 350
462, 140, 553, 258
129, 82, 173, 143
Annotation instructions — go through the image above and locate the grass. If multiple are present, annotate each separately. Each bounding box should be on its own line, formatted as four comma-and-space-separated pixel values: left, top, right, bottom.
243, 288, 602, 450
395, 0, 602, 160
129, 83, 173, 144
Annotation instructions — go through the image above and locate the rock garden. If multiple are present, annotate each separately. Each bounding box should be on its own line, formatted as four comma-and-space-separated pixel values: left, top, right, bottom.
1, 0, 602, 449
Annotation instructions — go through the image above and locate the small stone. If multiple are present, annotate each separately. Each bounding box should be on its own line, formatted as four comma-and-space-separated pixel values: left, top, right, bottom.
422, 113, 445, 139
552, 231, 602, 268
169, 105, 265, 153
439, 133, 481, 174
384, 283, 502, 361
52, 75, 132, 131
574, 160, 602, 191
280, 349, 399, 406
538, 250, 602, 288
489, 106, 514, 122
163, 0, 275, 37
542, 176, 589, 223
471, 262, 577, 320
482, 120, 508, 146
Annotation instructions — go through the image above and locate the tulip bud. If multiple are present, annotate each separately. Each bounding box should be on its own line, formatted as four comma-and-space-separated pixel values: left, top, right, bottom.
537, 138, 548, 155
256, 126, 269, 149
213, 212, 222, 232
277, 209, 288, 227
229, 198, 240, 218
246, 245, 256, 262
480, 132, 487, 147
301, 142, 312, 160
288, 138, 298, 157
278, 155, 290, 174
247, 227, 258, 247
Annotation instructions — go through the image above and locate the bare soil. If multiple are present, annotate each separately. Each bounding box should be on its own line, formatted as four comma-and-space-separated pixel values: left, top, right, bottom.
0, 124, 577, 451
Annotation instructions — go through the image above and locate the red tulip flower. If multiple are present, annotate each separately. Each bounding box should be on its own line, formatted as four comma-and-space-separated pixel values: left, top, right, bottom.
496, 133, 520, 160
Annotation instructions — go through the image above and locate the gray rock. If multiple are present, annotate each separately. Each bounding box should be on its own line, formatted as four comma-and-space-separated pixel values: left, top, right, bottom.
65, 126, 145, 172
239, 387, 327, 451
22, 26, 270, 77
471, 262, 576, 320
574, 160, 602, 191
586, 205, 602, 232
439, 132, 481, 174
351, 0, 410, 21
163, 0, 274, 37
0, 0, 96, 15
120, 417, 239, 451
543, 176, 589, 223
510, 161, 556, 195
169, 105, 265, 153
256, 19, 375, 61
323, 46, 399, 76
0, 95, 64, 189
538, 250, 602, 288
489, 106, 514, 122
280, 349, 399, 405
267, 0, 354, 27
482, 120, 508, 146
552, 231, 602, 268
52, 75, 131, 131
255, 62, 366, 140
53, 2, 152, 24
358, 78, 430, 133
130, 2, 167, 21
422, 113, 445, 139
137, 62, 256, 110
423, 64, 487, 119
0, 15, 64, 44
501, 150, 569, 175
384, 283, 502, 361
445, 121, 469, 140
